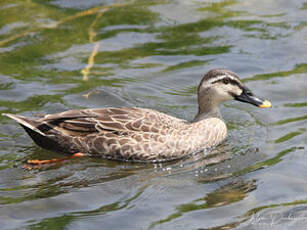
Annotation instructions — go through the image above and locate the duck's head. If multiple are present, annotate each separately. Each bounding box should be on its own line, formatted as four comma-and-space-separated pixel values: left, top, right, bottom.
195, 69, 271, 119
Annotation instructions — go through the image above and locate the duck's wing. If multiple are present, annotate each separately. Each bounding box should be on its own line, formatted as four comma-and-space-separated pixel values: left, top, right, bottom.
40, 107, 185, 136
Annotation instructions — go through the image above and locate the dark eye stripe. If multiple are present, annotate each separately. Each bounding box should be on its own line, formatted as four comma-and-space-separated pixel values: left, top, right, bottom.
211, 78, 240, 86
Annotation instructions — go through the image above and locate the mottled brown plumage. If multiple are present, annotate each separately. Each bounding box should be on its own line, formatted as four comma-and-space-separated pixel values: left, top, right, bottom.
3, 69, 271, 162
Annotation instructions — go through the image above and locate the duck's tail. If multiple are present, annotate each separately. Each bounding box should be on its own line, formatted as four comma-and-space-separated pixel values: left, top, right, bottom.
2, 113, 46, 136
2, 113, 64, 152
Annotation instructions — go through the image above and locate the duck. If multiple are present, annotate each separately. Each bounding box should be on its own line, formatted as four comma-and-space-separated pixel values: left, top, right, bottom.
3, 69, 271, 163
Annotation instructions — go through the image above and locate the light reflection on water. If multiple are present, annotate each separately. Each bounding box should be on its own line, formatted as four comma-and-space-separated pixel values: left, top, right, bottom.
0, 0, 306, 229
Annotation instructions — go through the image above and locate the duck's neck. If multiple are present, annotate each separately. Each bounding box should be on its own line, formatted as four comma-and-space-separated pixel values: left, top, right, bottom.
192, 88, 222, 122
193, 106, 222, 122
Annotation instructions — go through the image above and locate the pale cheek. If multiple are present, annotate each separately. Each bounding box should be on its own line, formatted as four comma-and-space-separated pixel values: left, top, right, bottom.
236, 87, 243, 95
220, 85, 236, 99
219, 85, 242, 100
228, 85, 242, 96
218, 90, 233, 101
223, 92, 234, 100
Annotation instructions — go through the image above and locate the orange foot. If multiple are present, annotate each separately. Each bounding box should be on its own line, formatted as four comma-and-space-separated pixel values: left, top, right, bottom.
22, 153, 86, 169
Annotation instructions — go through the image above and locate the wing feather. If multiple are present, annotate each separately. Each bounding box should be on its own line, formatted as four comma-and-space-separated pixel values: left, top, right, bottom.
38, 107, 185, 137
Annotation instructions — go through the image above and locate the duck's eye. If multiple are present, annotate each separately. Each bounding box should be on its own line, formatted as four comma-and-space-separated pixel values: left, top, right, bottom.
223, 78, 229, 84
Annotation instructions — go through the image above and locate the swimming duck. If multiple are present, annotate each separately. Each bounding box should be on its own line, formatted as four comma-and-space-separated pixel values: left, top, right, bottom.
3, 69, 271, 163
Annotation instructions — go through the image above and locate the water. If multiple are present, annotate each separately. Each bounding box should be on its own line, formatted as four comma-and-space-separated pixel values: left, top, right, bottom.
0, 0, 306, 229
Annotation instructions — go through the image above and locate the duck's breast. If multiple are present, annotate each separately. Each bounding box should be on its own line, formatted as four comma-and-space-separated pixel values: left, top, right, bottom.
191, 117, 227, 149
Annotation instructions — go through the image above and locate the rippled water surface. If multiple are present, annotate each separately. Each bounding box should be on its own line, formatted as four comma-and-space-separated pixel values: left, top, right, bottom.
0, 0, 306, 229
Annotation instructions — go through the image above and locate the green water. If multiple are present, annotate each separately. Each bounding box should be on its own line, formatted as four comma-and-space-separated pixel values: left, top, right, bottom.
0, 0, 306, 229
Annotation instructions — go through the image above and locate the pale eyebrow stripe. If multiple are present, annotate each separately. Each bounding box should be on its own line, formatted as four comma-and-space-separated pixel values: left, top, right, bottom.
207, 74, 237, 84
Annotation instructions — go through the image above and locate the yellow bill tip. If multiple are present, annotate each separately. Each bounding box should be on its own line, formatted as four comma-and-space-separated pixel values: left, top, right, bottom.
258, 100, 272, 108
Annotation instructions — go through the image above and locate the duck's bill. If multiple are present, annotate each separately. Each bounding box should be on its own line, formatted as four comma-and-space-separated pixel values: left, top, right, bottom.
258, 99, 272, 108
235, 88, 272, 108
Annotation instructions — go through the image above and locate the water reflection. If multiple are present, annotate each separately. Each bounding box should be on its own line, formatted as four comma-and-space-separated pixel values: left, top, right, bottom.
151, 179, 257, 229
